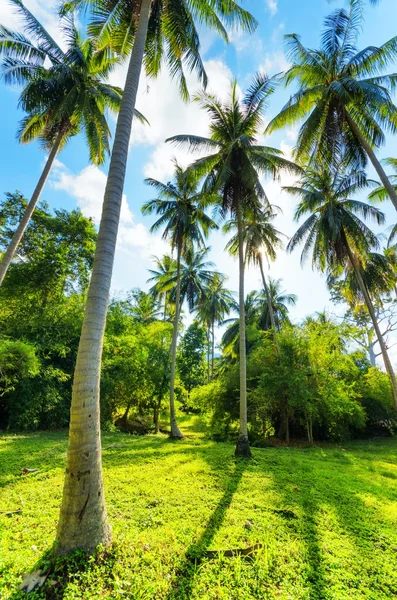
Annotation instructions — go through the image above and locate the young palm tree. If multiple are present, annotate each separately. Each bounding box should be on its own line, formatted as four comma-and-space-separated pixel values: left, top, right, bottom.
267, 0, 397, 210
285, 166, 397, 408
257, 278, 297, 331
147, 254, 177, 321
142, 164, 217, 438
168, 74, 300, 456
0, 2, 127, 287
221, 291, 258, 359
55, 0, 256, 553
197, 273, 235, 378
224, 206, 284, 344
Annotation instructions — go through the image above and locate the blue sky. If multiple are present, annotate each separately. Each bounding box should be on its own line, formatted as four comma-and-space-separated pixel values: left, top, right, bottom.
1, 0, 397, 335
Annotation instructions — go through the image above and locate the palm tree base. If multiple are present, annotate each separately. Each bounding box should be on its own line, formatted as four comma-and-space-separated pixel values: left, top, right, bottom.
170, 424, 184, 439
235, 436, 252, 458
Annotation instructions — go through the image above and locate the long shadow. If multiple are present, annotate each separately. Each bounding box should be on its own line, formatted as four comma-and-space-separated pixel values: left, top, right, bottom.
166, 459, 246, 600
250, 443, 397, 599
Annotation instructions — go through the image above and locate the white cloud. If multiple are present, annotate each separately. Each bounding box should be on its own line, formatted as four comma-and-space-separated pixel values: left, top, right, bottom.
50, 161, 167, 260
119, 58, 234, 182
265, 0, 278, 16
260, 51, 291, 75
0, 0, 69, 51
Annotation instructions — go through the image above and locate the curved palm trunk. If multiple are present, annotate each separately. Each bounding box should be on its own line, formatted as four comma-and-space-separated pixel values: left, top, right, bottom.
258, 256, 278, 347
169, 244, 184, 438
235, 201, 251, 458
346, 113, 397, 212
346, 245, 397, 409
0, 130, 63, 286
56, 0, 152, 555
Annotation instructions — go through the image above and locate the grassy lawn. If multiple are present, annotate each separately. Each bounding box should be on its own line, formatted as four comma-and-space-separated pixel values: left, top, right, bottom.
1, 417, 397, 600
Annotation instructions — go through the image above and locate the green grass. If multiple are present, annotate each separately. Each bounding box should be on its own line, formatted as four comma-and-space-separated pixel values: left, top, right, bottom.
1, 417, 397, 599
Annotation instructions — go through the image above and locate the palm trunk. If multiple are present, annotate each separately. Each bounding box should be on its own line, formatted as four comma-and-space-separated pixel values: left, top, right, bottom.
56, 0, 152, 555
235, 201, 251, 458
346, 113, 397, 212
169, 244, 184, 439
211, 320, 215, 378
346, 245, 397, 409
0, 130, 63, 286
207, 328, 211, 382
258, 256, 278, 347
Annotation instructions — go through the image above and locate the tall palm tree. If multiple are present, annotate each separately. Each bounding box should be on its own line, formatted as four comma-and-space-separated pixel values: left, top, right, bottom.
197, 273, 234, 378
129, 288, 161, 323
267, 0, 397, 210
142, 164, 217, 438
168, 74, 300, 456
285, 166, 397, 408
147, 254, 177, 321
56, 0, 256, 554
224, 206, 284, 344
221, 291, 258, 359
0, 1, 127, 286
257, 278, 297, 331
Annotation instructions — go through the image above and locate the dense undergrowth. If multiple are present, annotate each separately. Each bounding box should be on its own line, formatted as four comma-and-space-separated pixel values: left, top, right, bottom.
1, 416, 397, 600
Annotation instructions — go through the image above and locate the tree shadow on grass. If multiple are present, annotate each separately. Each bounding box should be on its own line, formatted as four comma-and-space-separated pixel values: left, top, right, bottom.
166, 459, 247, 600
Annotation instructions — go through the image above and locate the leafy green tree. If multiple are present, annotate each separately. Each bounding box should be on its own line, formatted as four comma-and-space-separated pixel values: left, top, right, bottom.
0, 339, 39, 427
285, 166, 397, 408
0, 2, 124, 285
267, 0, 397, 210
0, 197, 96, 430
57, 0, 256, 555
142, 164, 217, 439
169, 74, 300, 457
177, 321, 206, 400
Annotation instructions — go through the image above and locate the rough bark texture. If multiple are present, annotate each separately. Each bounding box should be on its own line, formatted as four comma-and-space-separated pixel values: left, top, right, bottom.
235, 201, 252, 458
169, 244, 184, 439
56, 0, 152, 554
0, 130, 63, 286
258, 256, 278, 347
346, 112, 397, 212
346, 245, 397, 409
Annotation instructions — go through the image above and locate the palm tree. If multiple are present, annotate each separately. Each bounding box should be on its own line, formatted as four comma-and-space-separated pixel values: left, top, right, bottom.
0, 1, 127, 286
257, 278, 297, 331
129, 288, 161, 323
168, 74, 300, 457
267, 0, 397, 211
147, 254, 177, 321
197, 273, 234, 378
142, 164, 217, 438
285, 166, 397, 408
224, 206, 284, 344
368, 159, 397, 205
56, 0, 256, 554
221, 291, 258, 359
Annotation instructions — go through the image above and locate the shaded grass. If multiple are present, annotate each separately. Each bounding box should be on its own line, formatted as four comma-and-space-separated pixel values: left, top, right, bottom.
0, 417, 397, 599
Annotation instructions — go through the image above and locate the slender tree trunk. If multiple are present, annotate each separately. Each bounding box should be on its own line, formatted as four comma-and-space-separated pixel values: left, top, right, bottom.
368, 334, 377, 368
235, 201, 251, 458
153, 403, 160, 434
121, 403, 131, 424
56, 0, 152, 555
346, 245, 397, 409
346, 113, 397, 212
169, 244, 184, 439
258, 256, 278, 347
285, 408, 289, 445
0, 130, 63, 286
207, 328, 211, 382
211, 320, 215, 378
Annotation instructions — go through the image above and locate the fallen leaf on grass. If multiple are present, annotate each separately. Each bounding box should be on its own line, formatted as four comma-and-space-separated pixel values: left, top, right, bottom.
19, 571, 47, 593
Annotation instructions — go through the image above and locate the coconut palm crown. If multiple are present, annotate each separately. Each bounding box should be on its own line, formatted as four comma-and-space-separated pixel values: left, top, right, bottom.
267, 0, 397, 208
